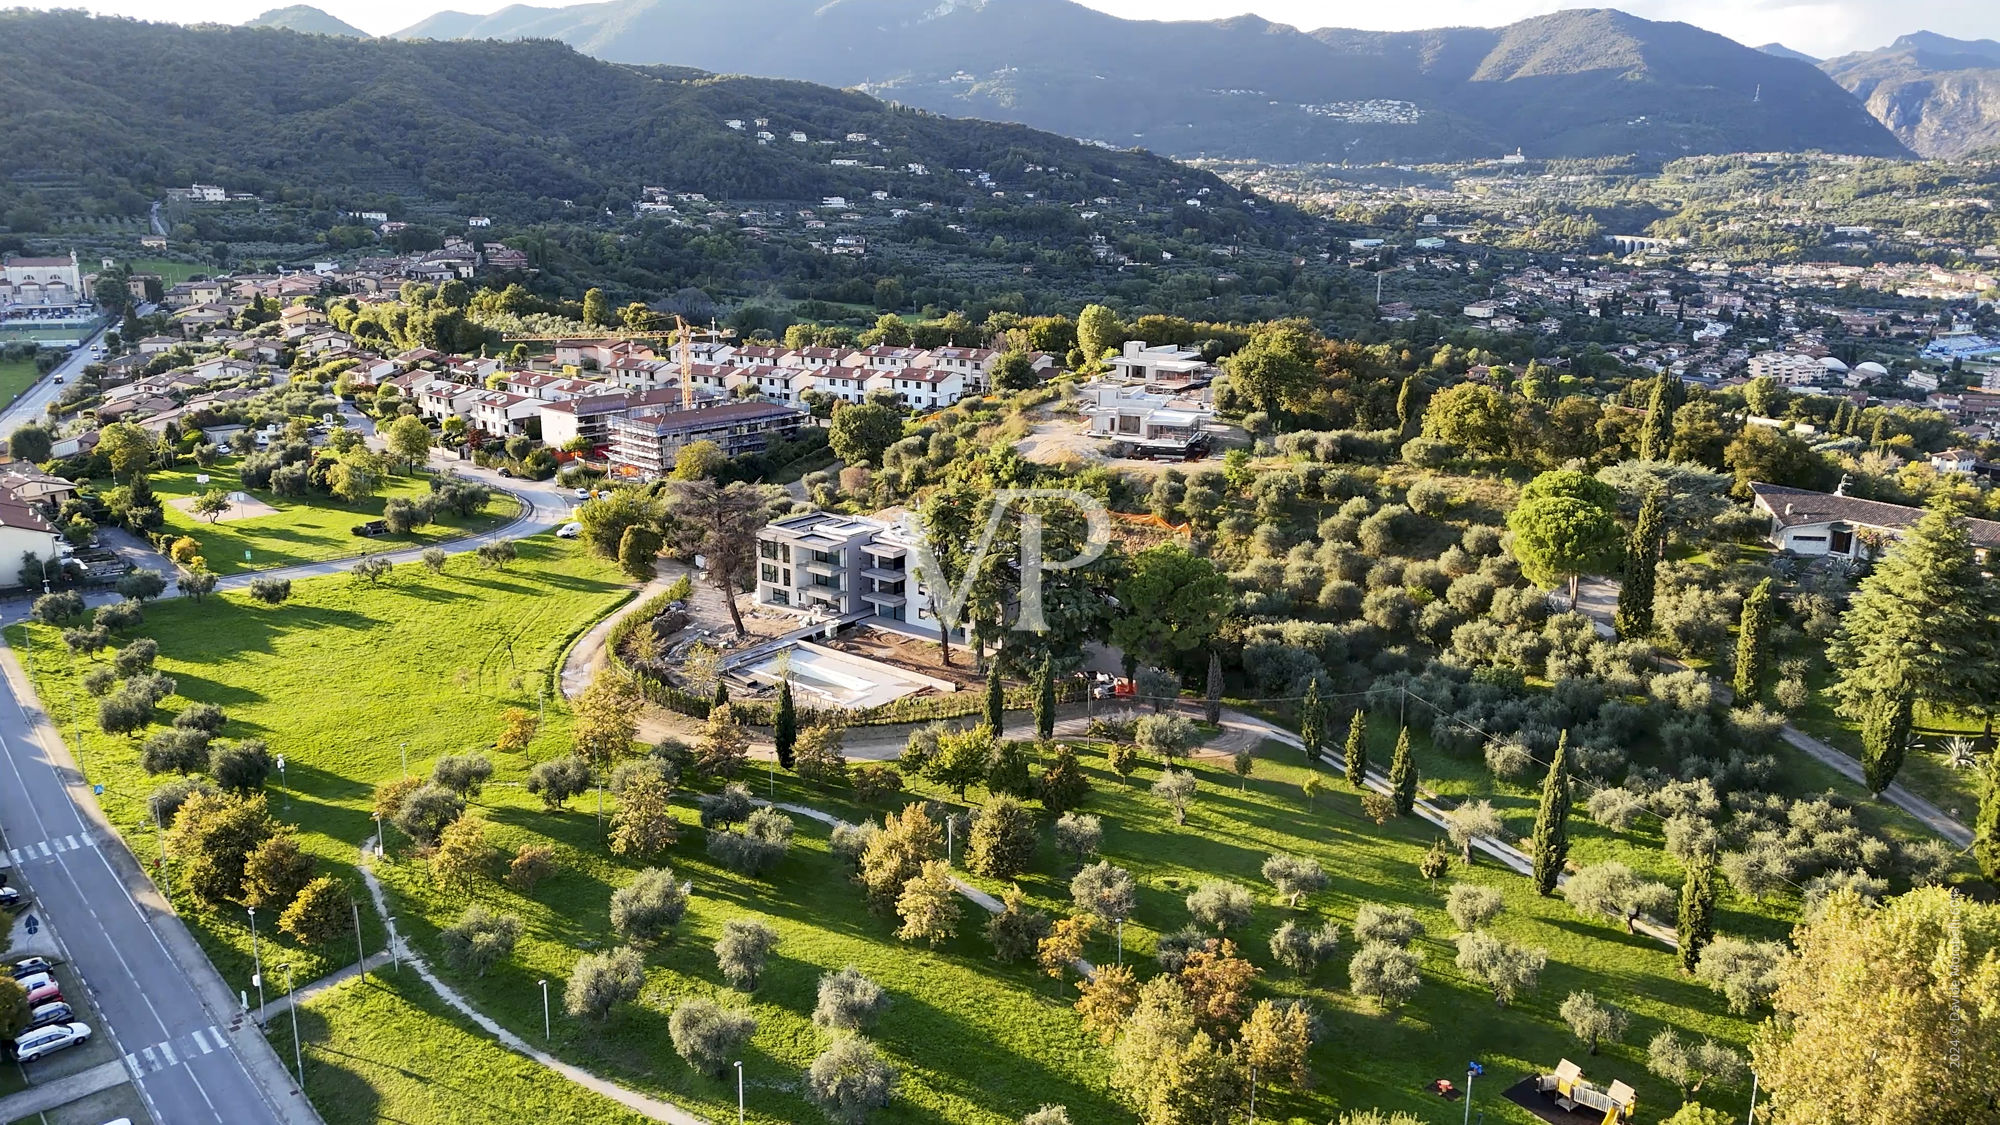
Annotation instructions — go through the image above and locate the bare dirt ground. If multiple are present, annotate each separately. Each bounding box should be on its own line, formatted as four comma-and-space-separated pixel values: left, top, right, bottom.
168, 490, 278, 522
823, 625, 983, 690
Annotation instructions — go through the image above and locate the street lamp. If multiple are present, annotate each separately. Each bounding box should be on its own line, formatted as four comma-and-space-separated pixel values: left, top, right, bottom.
276, 754, 288, 812
1463, 1060, 1484, 1125
734, 1060, 744, 1125
286, 966, 303, 1088
538, 979, 551, 1041
248, 906, 266, 1026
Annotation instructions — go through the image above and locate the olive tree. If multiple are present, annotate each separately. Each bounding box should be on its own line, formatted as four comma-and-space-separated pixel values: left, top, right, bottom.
813, 966, 888, 1032
714, 918, 780, 990
610, 866, 689, 944
1559, 990, 1630, 1055
1185, 880, 1254, 933
668, 998, 757, 1078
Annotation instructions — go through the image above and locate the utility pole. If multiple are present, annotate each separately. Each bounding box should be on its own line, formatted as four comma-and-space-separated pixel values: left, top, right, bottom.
352, 897, 366, 982
248, 906, 265, 1026
287, 967, 304, 1088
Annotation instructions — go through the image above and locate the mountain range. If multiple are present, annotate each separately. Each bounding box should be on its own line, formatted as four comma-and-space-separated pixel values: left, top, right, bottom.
246, 4, 365, 36
376, 2, 1907, 164
0, 11, 1231, 218
1820, 32, 2000, 158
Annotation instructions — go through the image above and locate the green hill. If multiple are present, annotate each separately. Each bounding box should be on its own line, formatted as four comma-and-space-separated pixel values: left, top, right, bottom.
393, 1, 1908, 162
0, 11, 1238, 219
245, 5, 367, 36
1821, 32, 2000, 158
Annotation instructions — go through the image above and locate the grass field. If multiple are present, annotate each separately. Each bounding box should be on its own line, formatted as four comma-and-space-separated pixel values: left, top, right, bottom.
0, 359, 41, 404
127, 258, 210, 284
264, 975, 655, 1125
9, 536, 633, 990
140, 460, 520, 575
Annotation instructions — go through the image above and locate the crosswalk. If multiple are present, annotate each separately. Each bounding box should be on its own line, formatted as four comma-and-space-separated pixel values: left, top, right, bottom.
125, 1025, 229, 1076
5, 831, 98, 864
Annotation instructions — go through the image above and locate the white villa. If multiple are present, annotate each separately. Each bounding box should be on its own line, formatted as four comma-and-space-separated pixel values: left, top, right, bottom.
754, 510, 958, 639
1750, 481, 2000, 561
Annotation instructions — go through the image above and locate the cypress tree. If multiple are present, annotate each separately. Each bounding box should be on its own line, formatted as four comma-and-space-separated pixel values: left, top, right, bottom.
773, 678, 797, 770
1396, 375, 1421, 437
985, 670, 1005, 737
1732, 578, 1774, 701
1298, 679, 1325, 764
1868, 414, 1887, 450
1614, 486, 1665, 638
1861, 691, 1914, 795
1637, 373, 1677, 461
1033, 655, 1056, 742
711, 678, 729, 713
1975, 748, 2000, 883
1387, 727, 1417, 816
1677, 849, 1717, 975
1343, 708, 1369, 789
1530, 731, 1571, 895
1203, 650, 1223, 724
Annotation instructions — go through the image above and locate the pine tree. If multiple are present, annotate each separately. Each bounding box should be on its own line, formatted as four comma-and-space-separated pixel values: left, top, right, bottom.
1530, 731, 1571, 895
1614, 486, 1665, 638
774, 679, 797, 771
1975, 748, 2000, 883
1297, 680, 1325, 764
985, 672, 1005, 737
1637, 373, 1678, 461
1732, 578, 1774, 702
1204, 651, 1223, 724
1387, 727, 1417, 816
1033, 656, 1056, 742
1861, 691, 1914, 796
1830, 502, 2000, 794
1676, 849, 1717, 975
1343, 708, 1368, 789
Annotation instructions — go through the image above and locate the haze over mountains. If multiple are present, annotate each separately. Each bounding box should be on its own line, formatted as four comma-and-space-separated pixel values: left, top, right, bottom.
376, 2, 1906, 163
1820, 32, 2000, 158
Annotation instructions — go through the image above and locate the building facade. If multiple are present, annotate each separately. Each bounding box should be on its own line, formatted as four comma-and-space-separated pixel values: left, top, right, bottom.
753, 511, 956, 639
1, 252, 84, 309
606, 400, 807, 478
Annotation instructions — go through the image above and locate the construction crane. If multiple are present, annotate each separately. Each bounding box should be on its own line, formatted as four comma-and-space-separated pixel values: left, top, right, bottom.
672, 314, 732, 411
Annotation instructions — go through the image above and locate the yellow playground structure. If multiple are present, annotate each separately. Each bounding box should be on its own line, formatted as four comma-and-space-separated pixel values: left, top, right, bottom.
1537, 1059, 1636, 1124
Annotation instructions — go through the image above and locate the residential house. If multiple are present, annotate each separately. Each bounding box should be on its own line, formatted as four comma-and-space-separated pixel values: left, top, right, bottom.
1083, 384, 1215, 447
0, 481, 65, 582
753, 510, 954, 639
1108, 340, 1213, 387
1750, 481, 2000, 560
929, 346, 998, 391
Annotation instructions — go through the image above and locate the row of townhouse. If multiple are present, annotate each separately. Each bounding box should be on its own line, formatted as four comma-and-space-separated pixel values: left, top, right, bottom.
552, 337, 1055, 410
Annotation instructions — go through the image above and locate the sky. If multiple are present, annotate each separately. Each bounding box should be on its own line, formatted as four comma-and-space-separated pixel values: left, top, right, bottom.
7, 0, 1995, 58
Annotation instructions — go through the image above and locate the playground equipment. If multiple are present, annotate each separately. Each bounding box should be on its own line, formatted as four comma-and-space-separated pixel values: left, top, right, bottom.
1537, 1059, 1636, 1124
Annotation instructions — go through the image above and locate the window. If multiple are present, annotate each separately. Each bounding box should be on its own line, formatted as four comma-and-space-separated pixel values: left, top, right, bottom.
769, 589, 790, 606
760, 563, 779, 583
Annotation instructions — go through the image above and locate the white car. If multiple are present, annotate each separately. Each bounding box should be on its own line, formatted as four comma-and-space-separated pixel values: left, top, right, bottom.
14, 1020, 90, 1062
556, 522, 582, 539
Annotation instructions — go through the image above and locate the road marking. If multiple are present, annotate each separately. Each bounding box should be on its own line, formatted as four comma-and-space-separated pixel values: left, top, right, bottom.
7, 835, 104, 862
191, 1027, 212, 1053
141, 1046, 158, 1070
36, 842, 49, 857
159, 1041, 178, 1067
63, 834, 76, 850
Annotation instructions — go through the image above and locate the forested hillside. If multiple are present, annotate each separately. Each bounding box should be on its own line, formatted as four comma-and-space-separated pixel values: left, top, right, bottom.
0, 11, 1237, 221
394, 1, 1908, 162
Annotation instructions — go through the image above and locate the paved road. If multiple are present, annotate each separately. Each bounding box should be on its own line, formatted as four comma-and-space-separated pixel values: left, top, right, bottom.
0, 646, 315, 1125
0, 321, 111, 437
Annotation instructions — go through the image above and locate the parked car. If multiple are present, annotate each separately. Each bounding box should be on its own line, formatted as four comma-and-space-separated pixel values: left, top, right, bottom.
52, 375, 65, 384
0, 886, 27, 912
13, 1021, 90, 1062
15, 972, 62, 1006
556, 521, 583, 539
11, 957, 58, 979
573, 487, 592, 499
26, 1001, 73, 1030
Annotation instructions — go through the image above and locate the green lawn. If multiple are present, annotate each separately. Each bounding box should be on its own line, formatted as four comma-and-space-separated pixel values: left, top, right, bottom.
264, 974, 655, 1125
0, 359, 42, 405
9, 536, 633, 991
127, 258, 210, 284
139, 460, 520, 575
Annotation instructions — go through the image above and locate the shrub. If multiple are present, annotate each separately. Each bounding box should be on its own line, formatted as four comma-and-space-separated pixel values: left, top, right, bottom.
714, 918, 780, 989
1185, 880, 1254, 932
1445, 884, 1506, 932
505, 845, 557, 891
807, 1037, 894, 1125
966, 795, 1038, 878
707, 808, 795, 876
611, 866, 689, 943
1352, 904, 1425, 947
1052, 812, 1102, 863
813, 966, 888, 1032
391, 783, 465, 845
1349, 940, 1424, 1010
829, 821, 879, 869
986, 886, 1052, 963
669, 998, 757, 1078
564, 947, 645, 1021
1269, 919, 1340, 975
440, 905, 521, 977
277, 876, 351, 945
432, 754, 494, 797
247, 577, 291, 605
